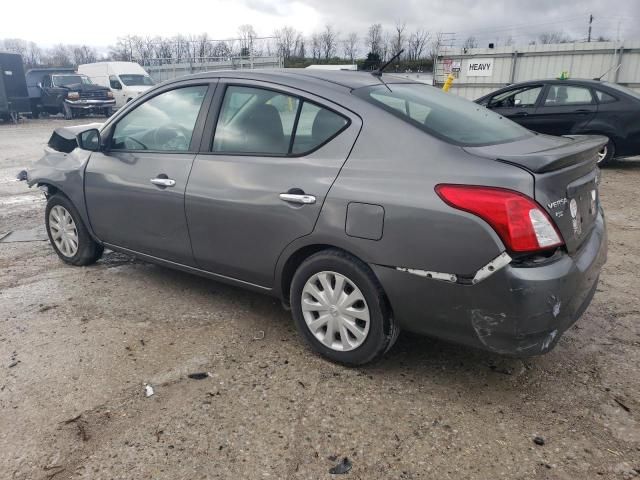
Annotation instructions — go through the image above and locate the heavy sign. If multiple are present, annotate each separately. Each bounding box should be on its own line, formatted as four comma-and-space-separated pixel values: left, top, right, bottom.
466, 59, 494, 77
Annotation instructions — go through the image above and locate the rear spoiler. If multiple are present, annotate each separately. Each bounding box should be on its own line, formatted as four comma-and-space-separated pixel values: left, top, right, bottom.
494, 135, 608, 173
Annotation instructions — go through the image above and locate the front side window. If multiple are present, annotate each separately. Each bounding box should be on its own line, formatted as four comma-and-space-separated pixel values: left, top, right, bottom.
53, 75, 92, 87
109, 75, 122, 89
111, 85, 208, 152
544, 85, 593, 105
119, 74, 154, 86
354, 83, 531, 146
489, 86, 543, 108
213, 85, 348, 156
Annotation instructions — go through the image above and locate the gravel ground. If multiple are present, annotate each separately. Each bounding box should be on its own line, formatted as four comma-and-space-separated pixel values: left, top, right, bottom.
0, 118, 638, 480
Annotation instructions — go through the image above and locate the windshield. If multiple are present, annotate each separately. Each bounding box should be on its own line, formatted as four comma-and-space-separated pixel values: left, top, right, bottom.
354, 83, 532, 146
119, 74, 154, 86
602, 82, 640, 100
52, 75, 92, 87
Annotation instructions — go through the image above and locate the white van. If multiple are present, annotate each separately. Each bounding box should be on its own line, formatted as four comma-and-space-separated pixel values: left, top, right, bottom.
78, 62, 154, 109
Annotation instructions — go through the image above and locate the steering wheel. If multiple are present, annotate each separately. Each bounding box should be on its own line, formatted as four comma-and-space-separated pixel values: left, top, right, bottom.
152, 125, 189, 150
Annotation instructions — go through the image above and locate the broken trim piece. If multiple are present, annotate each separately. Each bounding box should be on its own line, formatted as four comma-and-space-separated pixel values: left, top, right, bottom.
395, 267, 457, 283
472, 252, 512, 284
394, 251, 512, 285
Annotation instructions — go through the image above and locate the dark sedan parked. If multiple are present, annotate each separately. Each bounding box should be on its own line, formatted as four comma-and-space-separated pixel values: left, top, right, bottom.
476, 79, 640, 165
27, 70, 607, 365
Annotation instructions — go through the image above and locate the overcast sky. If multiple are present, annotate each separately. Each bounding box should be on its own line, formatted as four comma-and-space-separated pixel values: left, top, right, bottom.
3, 0, 639, 48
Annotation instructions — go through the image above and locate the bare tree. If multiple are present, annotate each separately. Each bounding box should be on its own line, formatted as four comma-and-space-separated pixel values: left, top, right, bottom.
2, 38, 28, 56
406, 29, 430, 61
391, 22, 406, 58
538, 32, 572, 44
320, 25, 338, 60
342, 32, 359, 62
366, 23, 383, 56
310, 33, 322, 60
274, 26, 299, 61
72, 45, 97, 65
463, 36, 478, 49
48, 44, 73, 66
503, 36, 515, 47
238, 24, 257, 54
109, 36, 134, 61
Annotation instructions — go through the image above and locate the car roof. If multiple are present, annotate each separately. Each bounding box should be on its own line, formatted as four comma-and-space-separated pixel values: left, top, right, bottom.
164, 68, 417, 91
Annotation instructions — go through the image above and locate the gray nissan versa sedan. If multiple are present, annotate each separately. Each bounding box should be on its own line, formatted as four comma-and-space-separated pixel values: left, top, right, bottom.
26, 69, 607, 365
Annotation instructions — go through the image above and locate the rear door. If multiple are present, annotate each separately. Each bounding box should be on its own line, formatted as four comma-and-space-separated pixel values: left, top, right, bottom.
186, 80, 361, 287
85, 82, 213, 265
485, 84, 544, 130
530, 83, 597, 135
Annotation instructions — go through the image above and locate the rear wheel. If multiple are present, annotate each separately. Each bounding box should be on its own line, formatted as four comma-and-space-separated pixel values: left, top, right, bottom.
290, 249, 398, 365
45, 194, 103, 266
597, 139, 615, 167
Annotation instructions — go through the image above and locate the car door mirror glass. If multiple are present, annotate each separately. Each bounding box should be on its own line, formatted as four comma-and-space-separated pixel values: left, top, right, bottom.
77, 129, 101, 152
514, 98, 522, 106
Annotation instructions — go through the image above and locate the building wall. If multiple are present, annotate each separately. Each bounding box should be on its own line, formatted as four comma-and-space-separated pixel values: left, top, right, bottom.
435, 42, 640, 100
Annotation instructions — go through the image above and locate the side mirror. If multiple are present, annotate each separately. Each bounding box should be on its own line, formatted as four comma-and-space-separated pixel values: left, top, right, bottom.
37, 82, 43, 89
77, 129, 101, 152
514, 98, 522, 106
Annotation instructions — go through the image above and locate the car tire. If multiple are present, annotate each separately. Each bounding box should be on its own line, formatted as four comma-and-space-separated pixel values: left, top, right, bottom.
290, 249, 398, 365
62, 103, 73, 120
597, 139, 615, 167
45, 194, 104, 266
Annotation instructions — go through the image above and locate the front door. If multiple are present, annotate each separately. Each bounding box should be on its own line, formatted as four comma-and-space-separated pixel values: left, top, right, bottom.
84, 83, 212, 265
486, 84, 544, 130
530, 84, 597, 135
186, 81, 361, 287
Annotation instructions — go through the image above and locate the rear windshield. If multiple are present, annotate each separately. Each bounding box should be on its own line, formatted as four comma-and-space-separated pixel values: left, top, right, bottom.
602, 82, 640, 100
354, 83, 532, 146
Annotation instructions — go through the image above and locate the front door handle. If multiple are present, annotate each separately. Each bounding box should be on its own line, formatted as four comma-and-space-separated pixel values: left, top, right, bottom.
150, 177, 176, 187
513, 111, 529, 116
279, 193, 316, 205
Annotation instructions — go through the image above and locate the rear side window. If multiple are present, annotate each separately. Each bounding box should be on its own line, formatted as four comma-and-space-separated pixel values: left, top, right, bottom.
544, 85, 593, 105
213, 85, 349, 156
292, 102, 347, 154
595, 90, 617, 103
354, 84, 531, 146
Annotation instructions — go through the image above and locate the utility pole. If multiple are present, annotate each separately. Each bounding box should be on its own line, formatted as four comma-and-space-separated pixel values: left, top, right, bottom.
588, 14, 593, 42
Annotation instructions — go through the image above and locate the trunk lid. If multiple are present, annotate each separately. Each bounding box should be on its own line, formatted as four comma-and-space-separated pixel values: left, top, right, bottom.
464, 133, 607, 254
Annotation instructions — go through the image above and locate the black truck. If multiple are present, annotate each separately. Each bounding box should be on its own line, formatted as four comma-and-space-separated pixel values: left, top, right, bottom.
26, 68, 115, 119
0, 52, 31, 122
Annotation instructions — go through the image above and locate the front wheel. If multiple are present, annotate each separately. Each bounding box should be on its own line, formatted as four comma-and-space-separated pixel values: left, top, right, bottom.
597, 139, 615, 167
290, 249, 398, 365
45, 194, 103, 266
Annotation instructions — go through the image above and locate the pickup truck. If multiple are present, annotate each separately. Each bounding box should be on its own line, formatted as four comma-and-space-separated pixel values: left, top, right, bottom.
30, 70, 115, 119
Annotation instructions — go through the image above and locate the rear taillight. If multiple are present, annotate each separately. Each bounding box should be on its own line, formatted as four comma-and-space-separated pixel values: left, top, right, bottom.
435, 184, 564, 253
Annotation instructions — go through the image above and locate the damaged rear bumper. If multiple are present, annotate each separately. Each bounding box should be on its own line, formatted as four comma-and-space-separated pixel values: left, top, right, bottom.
372, 211, 607, 356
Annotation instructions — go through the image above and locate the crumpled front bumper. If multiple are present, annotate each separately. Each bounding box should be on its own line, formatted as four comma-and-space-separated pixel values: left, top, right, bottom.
372, 210, 607, 356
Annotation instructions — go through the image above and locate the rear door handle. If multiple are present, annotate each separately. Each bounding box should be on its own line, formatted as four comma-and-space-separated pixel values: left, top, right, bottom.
150, 177, 176, 187
279, 193, 316, 205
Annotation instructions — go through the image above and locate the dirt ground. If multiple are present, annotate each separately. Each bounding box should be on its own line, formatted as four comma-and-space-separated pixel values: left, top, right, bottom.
0, 118, 638, 480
